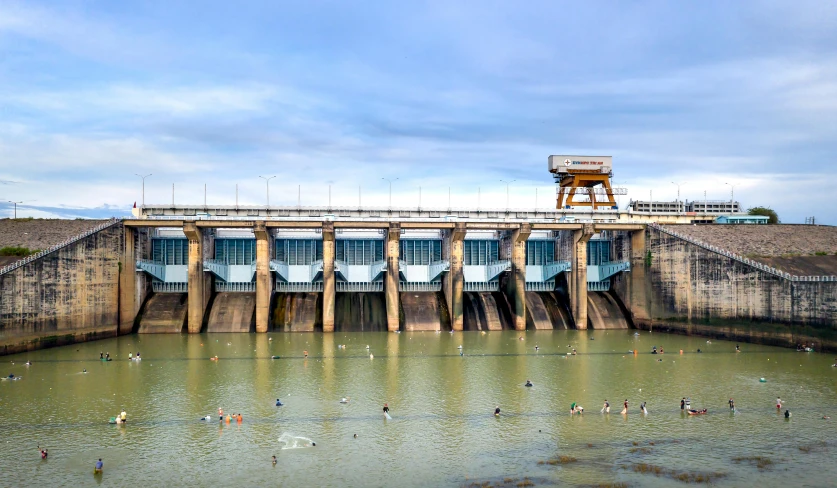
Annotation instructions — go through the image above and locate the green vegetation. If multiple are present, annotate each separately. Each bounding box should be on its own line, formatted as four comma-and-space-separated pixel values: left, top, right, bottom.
645, 250, 652, 267
815, 251, 828, 256
747, 206, 780, 224
0, 246, 38, 257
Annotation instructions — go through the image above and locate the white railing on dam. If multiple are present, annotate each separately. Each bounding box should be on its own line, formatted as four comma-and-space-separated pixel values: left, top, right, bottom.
0, 218, 122, 276
650, 223, 837, 282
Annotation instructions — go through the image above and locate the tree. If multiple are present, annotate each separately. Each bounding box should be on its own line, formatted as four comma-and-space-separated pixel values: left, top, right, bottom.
747, 206, 779, 224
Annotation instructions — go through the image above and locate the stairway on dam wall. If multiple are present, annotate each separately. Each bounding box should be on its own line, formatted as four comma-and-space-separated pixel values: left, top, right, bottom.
206, 293, 256, 333
401, 292, 447, 331
587, 291, 629, 329
273, 293, 321, 332
463, 292, 513, 331
526, 292, 573, 329
335, 293, 387, 332
138, 293, 188, 333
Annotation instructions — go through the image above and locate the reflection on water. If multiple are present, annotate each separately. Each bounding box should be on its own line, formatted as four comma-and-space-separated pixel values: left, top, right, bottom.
1, 330, 836, 487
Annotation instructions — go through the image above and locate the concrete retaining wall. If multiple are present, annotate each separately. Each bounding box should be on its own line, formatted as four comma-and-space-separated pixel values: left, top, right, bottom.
0, 224, 123, 355
619, 227, 837, 351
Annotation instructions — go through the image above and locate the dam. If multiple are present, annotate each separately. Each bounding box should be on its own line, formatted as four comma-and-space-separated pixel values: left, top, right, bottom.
2, 154, 837, 354
2, 207, 837, 354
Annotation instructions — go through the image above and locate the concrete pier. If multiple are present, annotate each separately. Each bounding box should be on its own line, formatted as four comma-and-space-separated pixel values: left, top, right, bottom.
386, 223, 401, 332
254, 222, 271, 333
509, 224, 531, 330
445, 223, 466, 331
119, 226, 137, 335
184, 223, 208, 333
322, 222, 335, 332
571, 224, 594, 329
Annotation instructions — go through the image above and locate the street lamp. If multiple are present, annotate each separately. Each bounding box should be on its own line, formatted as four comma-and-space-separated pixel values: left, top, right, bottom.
382, 177, 398, 208
671, 181, 687, 203
499, 179, 516, 209
134, 173, 152, 207
724, 182, 739, 212
259, 175, 276, 207
671, 181, 687, 213
8, 200, 35, 219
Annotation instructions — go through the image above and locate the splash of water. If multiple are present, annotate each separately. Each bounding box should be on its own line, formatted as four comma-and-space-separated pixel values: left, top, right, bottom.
278, 432, 315, 449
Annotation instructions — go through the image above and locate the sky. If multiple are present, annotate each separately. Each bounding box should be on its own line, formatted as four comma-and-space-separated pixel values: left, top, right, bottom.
1, 1, 836, 223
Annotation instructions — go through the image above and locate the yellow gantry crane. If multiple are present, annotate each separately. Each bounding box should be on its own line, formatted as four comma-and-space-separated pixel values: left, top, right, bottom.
548, 155, 624, 210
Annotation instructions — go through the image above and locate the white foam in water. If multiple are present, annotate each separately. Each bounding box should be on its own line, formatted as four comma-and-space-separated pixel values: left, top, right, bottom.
278, 432, 316, 449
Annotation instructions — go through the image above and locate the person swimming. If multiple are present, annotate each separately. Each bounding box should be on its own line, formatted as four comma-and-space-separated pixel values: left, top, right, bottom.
272, 455, 277, 465
353, 433, 358, 438
200, 415, 211, 421
383, 403, 390, 414
736, 344, 740, 352
120, 410, 127, 423
82, 369, 87, 374
340, 397, 349, 404
494, 406, 501, 416
276, 399, 284, 406
785, 410, 791, 418
525, 380, 533, 387
640, 401, 647, 414
100, 352, 103, 360
681, 398, 685, 410
602, 400, 610, 413
40, 448, 48, 459
621, 399, 628, 414
128, 353, 132, 360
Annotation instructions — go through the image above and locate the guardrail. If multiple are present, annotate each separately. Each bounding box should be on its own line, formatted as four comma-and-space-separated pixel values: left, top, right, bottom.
0, 218, 122, 276
649, 223, 837, 282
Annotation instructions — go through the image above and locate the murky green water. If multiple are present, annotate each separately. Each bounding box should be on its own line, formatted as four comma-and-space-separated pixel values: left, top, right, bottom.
1, 330, 836, 487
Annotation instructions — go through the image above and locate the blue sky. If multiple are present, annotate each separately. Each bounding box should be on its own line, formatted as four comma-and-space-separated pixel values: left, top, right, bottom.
1, 1, 836, 222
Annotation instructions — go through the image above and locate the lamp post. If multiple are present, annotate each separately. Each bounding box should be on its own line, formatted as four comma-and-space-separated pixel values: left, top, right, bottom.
671, 181, 687, 213
724, 182, 739, 212
382, 178, 398, 209
8, 200, 35, 219
499, 179, 516, 209
259, 175, 276, 207
134, 173, 152, 207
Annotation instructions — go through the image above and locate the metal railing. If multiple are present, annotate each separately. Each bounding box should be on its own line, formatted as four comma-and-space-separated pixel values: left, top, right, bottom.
0, 218, 122, 276
152, 281, 188, 293
650, 223, 837, 282
275, 281, 323, 292
463, 281, 500, 292
399, 282, 442, 292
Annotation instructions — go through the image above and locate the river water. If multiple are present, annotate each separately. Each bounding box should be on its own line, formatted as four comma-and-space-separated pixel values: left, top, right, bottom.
1, 330, 835, 487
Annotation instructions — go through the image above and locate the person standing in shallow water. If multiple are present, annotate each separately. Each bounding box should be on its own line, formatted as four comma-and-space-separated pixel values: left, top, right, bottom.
729, 398, 735, 411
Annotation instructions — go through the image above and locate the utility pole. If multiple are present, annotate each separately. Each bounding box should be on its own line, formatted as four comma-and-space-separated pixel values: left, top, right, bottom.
259, 175, 276, 207
418, 186, 421, 209
297, 185, 301, 209
204, 184, 207, 207
478, 187, 481, 209
382, 178, 398, 209
500, 179, 515, 210
235, 184, 239, 208
134, 173, 152, 207
172, 183, 175, 206
358, 185, 361, 208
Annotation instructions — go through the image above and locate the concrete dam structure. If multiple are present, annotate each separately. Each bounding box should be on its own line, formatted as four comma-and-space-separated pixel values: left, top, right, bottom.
2, 209, 837, 354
